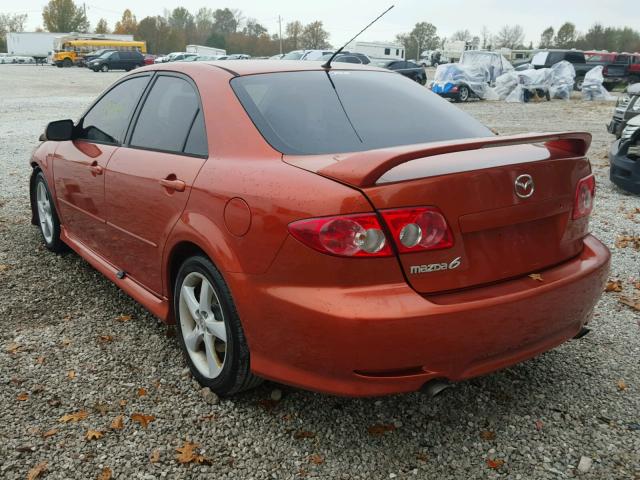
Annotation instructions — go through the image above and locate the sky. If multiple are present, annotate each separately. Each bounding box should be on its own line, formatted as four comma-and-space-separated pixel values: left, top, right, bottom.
4, 0, 640, 47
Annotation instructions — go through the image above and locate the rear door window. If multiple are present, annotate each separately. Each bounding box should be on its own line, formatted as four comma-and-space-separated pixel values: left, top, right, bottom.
130, 75, 207, 155
231, 70, 491, 155
78, 76, 148, 144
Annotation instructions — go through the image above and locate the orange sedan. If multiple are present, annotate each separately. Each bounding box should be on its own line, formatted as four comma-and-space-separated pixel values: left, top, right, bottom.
29, 61, 610, 396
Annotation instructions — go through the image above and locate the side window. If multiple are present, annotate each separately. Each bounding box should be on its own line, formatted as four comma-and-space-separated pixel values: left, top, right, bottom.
184, 110, 208, 156
130, 76, 205, 155
78, 76, 148, 144
110, 52, 120, 61
384, 48, 390, 55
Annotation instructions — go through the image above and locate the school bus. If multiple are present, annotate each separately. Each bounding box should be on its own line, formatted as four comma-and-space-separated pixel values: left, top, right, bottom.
52, 38, 147, 67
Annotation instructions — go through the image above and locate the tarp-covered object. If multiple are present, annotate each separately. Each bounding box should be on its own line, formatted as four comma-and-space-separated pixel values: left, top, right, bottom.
431, 63, 497, 100
505, 69, 553, 103
494, 70, 519, 100
550, 61, 576, 100
459, 50, 514, 83
582, 66, 614, 101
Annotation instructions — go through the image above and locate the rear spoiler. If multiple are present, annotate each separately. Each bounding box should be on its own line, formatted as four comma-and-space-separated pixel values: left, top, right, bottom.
284, 132, 591, 188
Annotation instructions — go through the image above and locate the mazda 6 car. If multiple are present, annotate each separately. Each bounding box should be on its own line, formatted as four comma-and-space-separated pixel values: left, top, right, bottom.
29, 60, 610, 397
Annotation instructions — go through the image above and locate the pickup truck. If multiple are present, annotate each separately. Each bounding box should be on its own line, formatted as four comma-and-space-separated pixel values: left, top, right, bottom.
586, 51, 640, 87
531, 50, 595, 90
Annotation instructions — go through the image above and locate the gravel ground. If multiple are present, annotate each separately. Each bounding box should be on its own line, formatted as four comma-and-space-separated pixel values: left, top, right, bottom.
0, 64, 639, 480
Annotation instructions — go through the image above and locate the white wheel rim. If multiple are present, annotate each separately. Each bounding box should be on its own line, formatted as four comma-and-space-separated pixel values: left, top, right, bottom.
36, 181, 54, 243
179, 272, 227, 379
460, 88, 469, 101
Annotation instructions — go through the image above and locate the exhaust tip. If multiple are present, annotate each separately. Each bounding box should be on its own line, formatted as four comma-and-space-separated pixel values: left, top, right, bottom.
573, 327, 591, 340
420, 379, 451, 398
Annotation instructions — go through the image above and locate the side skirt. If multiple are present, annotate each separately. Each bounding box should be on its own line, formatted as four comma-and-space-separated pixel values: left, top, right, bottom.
60, 227, 171, 322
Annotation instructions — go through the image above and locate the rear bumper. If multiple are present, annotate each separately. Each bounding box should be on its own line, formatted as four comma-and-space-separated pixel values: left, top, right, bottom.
610, 139, 640, 194
236, 235, 610, 396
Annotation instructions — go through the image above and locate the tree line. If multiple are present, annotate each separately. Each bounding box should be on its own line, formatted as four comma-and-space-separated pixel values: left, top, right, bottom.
1, 0, 640, 56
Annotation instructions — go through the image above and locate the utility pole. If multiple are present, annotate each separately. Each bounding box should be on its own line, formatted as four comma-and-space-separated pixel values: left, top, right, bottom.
278, 15, 283, 55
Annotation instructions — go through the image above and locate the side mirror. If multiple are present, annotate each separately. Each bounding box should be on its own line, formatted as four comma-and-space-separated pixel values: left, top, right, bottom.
44, 119, 74, 141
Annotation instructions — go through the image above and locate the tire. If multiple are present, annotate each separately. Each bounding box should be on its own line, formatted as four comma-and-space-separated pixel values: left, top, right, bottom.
101, 64, 109, 72
55, 62, 63, 68
32, 171, 65, 253
575, 77, 584, 91
174, 255, 262, 396
457, 85, 470, 102
62, 58, 72, 68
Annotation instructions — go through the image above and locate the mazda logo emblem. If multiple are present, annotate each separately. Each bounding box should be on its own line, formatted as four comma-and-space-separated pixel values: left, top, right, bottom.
515, 174, 535, 199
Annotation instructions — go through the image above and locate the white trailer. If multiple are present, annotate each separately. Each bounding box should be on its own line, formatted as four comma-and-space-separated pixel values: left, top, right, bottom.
345, 41, 404, 60
6, 32, 64, 62
186, 45, 226, 56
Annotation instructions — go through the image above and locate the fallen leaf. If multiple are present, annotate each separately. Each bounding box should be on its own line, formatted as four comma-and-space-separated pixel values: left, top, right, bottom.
130, 413, 156, 428
94, 402, 109, 415
137, 387, 147, 397
119, 399, 127, 409
42, 429, 58, 438
619, 296, 640, 312
98, 335, 114, 343
0, 263, 10, 272
293, 430, 316, 440
635, 281, 640, 291
97, 466, 112, 480
486, 458, 505, 469
367, 423, 396, 436
17, 392, 29, 401
256, 399, 278, 411
149, 448, 161, 463
117, 314, 132, 322
416, 452, 429, 462
309, 454, 324, 465
615, 235, 640, 250
617, 379, 628, 391
61, 338, 71, 347
528, 273, 543, 282
535, 420, 544, 431
67, 370, 76, 380
85, 429, 104, 441
59, 410, 89, 423
36, 356, 45, 365
480, 430, 496, 440
175, 441, 211, 465
605, 279, 623, 292
110, 415, 124, 430
27, 461, 47, 480
6, 342, 21, 353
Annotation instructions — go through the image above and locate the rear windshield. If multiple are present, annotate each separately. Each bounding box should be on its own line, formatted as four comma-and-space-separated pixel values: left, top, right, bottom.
231, 70, 492, 155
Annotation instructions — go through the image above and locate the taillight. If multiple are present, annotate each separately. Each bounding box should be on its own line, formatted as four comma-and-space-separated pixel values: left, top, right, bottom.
380, 207, 454, 253
573, 174, 595, 219
288, 213, 392, 257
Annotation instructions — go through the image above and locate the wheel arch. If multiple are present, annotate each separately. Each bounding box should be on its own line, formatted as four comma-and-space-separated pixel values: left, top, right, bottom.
29, 163, 42, 226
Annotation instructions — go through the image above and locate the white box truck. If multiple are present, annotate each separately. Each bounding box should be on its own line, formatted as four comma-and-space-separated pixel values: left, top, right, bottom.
345, 41, 404, 60
6, 32, 64, 63
186, 45, 226, 57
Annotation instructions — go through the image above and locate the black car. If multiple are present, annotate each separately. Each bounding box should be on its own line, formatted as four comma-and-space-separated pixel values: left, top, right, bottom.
375, 59, 426, 85
82, 49, 117, 66
609, 115, 640, 194
87, 51, 144, 72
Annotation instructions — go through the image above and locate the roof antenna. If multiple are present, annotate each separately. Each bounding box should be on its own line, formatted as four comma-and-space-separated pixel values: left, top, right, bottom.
322, 5, 394, 70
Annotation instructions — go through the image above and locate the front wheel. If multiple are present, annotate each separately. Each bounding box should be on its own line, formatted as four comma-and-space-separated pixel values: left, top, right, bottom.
174, 255, 262, 396
33, 172, 65, 252
62, 58, 72, 68
100, 64, 109, 72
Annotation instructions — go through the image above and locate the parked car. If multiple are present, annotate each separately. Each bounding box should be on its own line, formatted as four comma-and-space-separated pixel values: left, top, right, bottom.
609, 114, 640, 194
87, 50, 145, 72
154, 52, 193, 63
30, 61, 609, 397
459, 50, 513, 84
282, 49, 333, 61
83, 49, 117, 66
601, 53, 640, 88
374, 59, 427, 84
227, 54, 251, 60
607, 83, 640, 138
531, 50, 593, 90
430, 63, 494, 102
143, 54, 156, 66
319, 52, 371, 64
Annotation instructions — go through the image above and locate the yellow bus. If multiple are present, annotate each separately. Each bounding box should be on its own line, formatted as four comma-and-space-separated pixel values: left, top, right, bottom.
52, 38, 147, 67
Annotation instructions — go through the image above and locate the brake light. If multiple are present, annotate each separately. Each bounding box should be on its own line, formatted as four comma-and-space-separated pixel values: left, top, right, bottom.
573, 174, 595, 219
380, 207, 454, 253
288, 213, 392, 257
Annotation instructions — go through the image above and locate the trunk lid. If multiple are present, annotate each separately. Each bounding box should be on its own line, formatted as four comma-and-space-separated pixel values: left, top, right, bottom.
284, 132, 593, 293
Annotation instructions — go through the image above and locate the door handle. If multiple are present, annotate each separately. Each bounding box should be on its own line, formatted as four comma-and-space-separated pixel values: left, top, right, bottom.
89, 161, 103, 175
160, 177, 186, 192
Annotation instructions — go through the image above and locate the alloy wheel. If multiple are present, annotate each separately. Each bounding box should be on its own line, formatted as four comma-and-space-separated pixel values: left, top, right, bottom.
179, 272, 228, 379
36, 181, 54, 243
